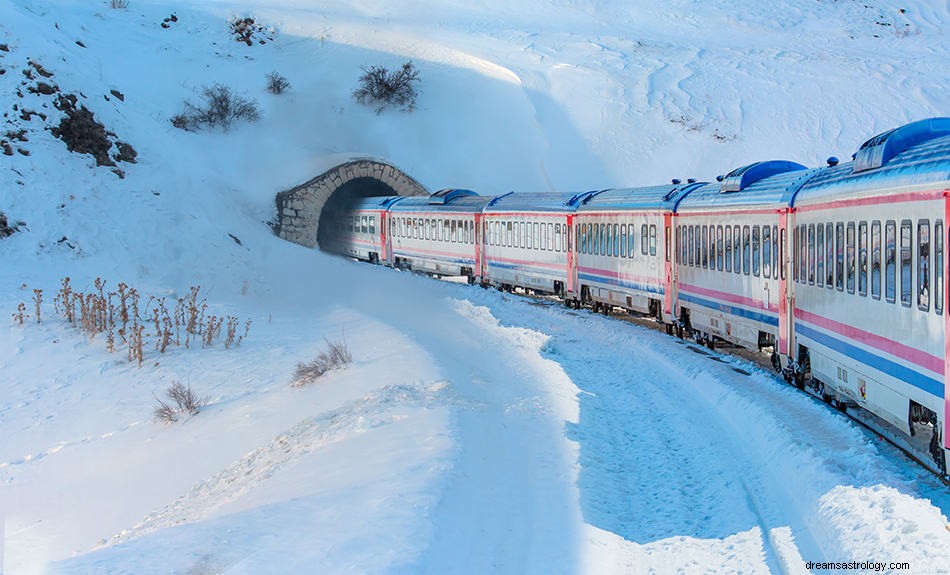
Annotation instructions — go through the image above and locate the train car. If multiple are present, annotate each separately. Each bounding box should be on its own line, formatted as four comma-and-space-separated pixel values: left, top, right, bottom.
788, 118, 950, 473
323, 195, 393, 264
573, 183, 701, 323
481, 192, 579, 295
386, 189, 491, 281
673, 161, 818, 354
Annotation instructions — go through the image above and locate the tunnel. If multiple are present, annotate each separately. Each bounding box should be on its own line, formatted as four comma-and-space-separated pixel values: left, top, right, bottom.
274, 159, 428, 249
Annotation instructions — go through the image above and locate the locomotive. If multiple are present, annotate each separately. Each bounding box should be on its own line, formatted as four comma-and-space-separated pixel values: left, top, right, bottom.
324, 117, 950, 475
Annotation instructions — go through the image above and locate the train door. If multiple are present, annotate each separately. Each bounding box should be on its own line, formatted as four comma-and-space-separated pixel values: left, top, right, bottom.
778, 208, 794, 367
379, 211, 390, 264
566, 214, 577, 295
664, 212, 674, 320
944, 196, 950, 468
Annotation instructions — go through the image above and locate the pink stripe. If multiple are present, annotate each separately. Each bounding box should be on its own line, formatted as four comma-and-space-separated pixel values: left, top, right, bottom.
796, 308, 943, 374
578, 266, 660, 285
795, 190, 945, 213
349, 238, 379, 247
680, 282, 778, 312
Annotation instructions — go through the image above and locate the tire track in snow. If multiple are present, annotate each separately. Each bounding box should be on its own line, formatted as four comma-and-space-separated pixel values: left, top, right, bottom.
102, 380, 448, 548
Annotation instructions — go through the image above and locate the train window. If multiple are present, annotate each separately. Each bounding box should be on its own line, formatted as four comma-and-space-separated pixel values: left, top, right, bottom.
859, 222, 868, 296
681, 227, 688, 264
639, 224, 647, 255
871, 221, 881, 299
428, 219, 435, 240
715, 226, 723, 271
650, 224, 657, 257
900, 220, 912, 306
701, 225, 709, 268
620, 224, 627, 257
447, 220, 454, 242
567, 223, 572, 252
696, 226, 703, 266
792, 226, 799, 282
780, 228, 787, 280
846, 223, 855, 294
606, 225, 613, 256
772, 226, 778, 275
800, 225, 808, 283
370, 217, 376, 235
885, 220, 896, 303
666, 226, 672, 263
936, 220, 944, 315
835, 223, 844, 291
551, 223, 557, 253
688, 226, 694, 266
557, 224, 564, 253
825, 223, 834, 289
816, 224, 824, 287
360, 216, 367, 234
742, 226, 751, 275
614, 224, 620, 256
538, 222, 544, 250
752, 226, 761, 276
763, 226, 771, 278
628, 225, 635, 258
725, 226, 733, 272
806, 224, 821, 285
437, 220, 444, 241
918, 220, 930, 311
734, 226, 742, 274
522, 222, 528, 248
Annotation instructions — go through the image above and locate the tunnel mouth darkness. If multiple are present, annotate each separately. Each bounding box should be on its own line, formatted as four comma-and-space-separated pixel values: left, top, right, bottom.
316, 177, 396, 249
274, 159, 429, 250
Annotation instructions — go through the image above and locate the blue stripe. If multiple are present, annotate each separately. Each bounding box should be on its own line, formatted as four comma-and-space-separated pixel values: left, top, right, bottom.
796, 323, 944, 398
679, 293, 779, 327
578, 272, 665, 295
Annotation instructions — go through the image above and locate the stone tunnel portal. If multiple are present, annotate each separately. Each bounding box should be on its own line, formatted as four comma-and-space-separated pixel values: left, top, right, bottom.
274, 159, 428, 250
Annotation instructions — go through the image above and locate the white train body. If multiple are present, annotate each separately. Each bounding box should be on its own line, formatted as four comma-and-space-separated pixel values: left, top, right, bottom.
324, 118, 950, 474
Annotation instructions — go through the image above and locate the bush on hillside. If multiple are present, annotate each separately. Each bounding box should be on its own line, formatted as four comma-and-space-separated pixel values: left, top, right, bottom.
353, 61, 420, 113
266, 71, 290, 95
291, 337, 353, 386
154, 381, 208, 423
171, 84, 260, 132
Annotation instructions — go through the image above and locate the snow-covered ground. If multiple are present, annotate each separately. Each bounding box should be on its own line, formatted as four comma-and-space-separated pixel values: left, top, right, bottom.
1, 0, 949, 573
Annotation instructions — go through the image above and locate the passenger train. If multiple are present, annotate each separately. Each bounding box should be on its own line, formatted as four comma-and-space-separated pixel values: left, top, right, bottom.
323, 117, 950, 476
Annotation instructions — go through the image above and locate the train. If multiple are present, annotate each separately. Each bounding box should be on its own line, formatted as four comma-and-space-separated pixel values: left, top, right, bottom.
322, 117, 950, 476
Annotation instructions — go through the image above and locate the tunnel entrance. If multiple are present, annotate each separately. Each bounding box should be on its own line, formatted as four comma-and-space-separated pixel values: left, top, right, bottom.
316, 177, 397, 250
274, 159, 428, 249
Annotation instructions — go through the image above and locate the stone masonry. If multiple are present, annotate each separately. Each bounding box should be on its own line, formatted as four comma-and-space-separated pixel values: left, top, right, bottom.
274, 159, 428, 248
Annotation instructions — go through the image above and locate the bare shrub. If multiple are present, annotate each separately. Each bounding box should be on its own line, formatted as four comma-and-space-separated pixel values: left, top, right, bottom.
31, 277, 251, 366
291, 337, 353, 386
110, 0, 130, 8
266, 71, 290, 95
171, 84, 261, 132
154, 381, 208, 423
353, 61, 420, 113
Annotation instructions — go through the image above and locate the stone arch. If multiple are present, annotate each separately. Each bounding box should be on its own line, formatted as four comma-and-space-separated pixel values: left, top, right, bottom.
275, 159, 428, 248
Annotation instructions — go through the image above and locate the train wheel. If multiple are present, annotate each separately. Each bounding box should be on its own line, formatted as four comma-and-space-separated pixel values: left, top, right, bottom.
930, 428, 947, 475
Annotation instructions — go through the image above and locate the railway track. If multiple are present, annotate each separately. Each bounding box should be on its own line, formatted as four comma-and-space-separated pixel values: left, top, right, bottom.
470, 279, 950, 486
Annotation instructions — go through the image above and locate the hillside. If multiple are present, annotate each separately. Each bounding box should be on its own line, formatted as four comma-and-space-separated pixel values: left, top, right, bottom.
1, 1, 949, 573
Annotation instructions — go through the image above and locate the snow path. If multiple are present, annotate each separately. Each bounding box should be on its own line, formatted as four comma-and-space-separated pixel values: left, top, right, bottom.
104, 381, 450, 547
425, 280, 950, 572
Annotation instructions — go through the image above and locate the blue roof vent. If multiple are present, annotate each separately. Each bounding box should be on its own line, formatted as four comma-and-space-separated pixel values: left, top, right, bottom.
429, 188, 478, 205
852, 117, 950, 173
720, 160, 807, 192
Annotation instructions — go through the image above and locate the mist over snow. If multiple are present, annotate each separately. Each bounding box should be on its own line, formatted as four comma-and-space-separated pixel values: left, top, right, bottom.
1, 0, 949, 574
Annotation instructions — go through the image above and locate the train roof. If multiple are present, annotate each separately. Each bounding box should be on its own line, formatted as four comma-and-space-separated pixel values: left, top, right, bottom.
385, 189, 493, 213
576, 183, 705, 212
676, 161, 818, 211
792, 118, 950, 206
482, 191, 583, 213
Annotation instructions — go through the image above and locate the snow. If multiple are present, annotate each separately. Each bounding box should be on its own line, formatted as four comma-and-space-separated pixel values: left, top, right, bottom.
1, 0, 950, 573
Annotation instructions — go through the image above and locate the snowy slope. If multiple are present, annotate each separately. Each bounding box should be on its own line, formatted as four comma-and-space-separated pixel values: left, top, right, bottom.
1, 0, 949, 573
